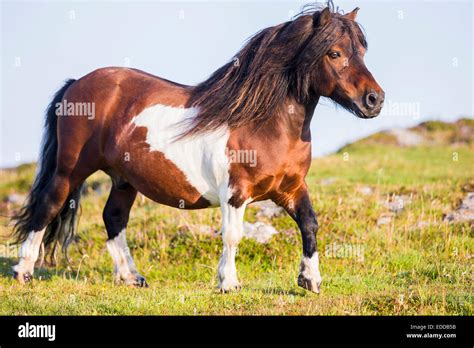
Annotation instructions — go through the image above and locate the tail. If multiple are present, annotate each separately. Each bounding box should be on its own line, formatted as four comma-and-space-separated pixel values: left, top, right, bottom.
12, 79, 82, 258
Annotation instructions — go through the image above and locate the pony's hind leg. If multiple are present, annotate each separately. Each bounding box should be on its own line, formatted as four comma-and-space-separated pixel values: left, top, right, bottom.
103, 181, 147, 287
12, 228, 46, 283
13, 172, 79, 283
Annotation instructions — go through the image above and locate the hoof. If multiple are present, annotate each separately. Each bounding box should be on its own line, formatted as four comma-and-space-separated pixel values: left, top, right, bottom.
13, 271, 33, 284
123, 274, 149, 288
218, 280, 241, 293
298, 274, 321, 294
134, 275, 149, 288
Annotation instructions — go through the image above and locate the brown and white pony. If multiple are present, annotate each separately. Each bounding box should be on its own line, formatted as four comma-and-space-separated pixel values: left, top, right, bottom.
12, 5, 384, 292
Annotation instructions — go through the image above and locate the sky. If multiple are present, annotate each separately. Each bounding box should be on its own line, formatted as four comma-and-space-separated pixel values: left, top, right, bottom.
0, 0, 473, 168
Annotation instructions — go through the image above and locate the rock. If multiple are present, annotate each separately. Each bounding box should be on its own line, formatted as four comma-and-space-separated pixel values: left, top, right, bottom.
82, 181, 107, 196
461, 192, 474, 210
444, 193, 474, 223
377, 213, 393, 226
457, 124, 474, 144
251, 200, 285, 219
91, 181, 104, 195
444, 210, 474, 223
194, 224, 218, 237
178, 224, 218, 238
462, 182, 474, 193
357, 186, 374, 196
388, 128, 425, 147
243, 222, 278, 243
4, 193, 27, 204
383, 194, 412, 213
416, 221, 432, 229
320, 177, 337, 186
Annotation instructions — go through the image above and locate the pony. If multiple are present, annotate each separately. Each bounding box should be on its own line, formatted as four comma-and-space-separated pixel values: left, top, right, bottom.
12, 5, 384, 292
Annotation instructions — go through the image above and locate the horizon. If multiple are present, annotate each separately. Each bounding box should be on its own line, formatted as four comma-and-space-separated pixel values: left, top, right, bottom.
0, 116, 470, 170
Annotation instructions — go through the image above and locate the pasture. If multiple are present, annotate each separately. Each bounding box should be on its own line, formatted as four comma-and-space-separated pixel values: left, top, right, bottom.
0, 121, 473, 315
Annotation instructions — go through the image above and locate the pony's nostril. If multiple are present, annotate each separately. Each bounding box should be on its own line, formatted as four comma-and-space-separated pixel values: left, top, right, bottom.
366, 92, 378, 108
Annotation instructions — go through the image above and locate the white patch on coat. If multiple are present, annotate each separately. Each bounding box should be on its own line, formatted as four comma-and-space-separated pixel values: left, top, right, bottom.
299, 252, 322, 284
217, 186, 251, 290
12, 229, 46, 275
106, 229, 139, 281
132, 104, 230, 206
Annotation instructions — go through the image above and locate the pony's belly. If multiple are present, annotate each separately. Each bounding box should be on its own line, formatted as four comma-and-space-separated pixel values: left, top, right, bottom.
124, 104, 230, 208
122, 150, 220, 209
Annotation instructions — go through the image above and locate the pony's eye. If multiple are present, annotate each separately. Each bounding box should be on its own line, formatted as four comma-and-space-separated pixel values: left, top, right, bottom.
328, 51, 341, 59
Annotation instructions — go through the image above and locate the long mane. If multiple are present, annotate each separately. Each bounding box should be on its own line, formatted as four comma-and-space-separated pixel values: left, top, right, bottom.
180, 2, 367, 138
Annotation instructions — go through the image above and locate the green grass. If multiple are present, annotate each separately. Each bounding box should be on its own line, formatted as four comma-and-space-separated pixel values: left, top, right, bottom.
0, 144, 472, 315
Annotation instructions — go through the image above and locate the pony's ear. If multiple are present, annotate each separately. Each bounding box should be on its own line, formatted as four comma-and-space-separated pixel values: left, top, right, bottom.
314, 7, 331, 28
345, 7, 360, 21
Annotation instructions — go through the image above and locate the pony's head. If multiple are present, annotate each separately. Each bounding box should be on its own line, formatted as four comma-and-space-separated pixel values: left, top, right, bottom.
299, 6, 384, 118
184, 3, 384, 138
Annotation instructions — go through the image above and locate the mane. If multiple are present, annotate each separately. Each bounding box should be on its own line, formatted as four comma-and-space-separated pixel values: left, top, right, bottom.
179, 2, 367, 138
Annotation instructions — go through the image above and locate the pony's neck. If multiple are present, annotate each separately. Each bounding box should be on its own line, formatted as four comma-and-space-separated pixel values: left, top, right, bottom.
279, 95, 320, 142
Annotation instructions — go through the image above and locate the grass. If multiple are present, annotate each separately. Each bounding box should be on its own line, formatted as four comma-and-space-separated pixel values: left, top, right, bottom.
0, 143, 472, 315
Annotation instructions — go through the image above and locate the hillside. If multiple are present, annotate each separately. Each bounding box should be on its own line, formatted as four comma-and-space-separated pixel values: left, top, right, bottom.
340, 118, 474, 150
0, 118, 472, 315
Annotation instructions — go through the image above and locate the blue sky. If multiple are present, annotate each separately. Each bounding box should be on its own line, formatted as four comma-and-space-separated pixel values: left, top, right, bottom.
1, 0, 472, 168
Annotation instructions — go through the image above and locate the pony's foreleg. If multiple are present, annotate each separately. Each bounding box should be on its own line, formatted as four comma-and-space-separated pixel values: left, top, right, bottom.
280, 186, 322, 293
103, 183, 147, 287
217, 188, 248, 292
12, 228, 46, 283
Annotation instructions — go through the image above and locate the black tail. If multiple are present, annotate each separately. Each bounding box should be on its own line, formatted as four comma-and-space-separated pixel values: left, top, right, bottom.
12, 79, 82, 257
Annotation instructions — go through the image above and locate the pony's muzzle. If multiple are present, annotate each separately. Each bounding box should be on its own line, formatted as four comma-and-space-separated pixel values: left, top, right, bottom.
362, 89, 385, 117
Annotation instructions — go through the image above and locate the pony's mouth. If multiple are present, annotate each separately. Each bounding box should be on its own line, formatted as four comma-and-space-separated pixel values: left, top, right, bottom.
330, 91, 384, 119
352, 102, 382, 119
